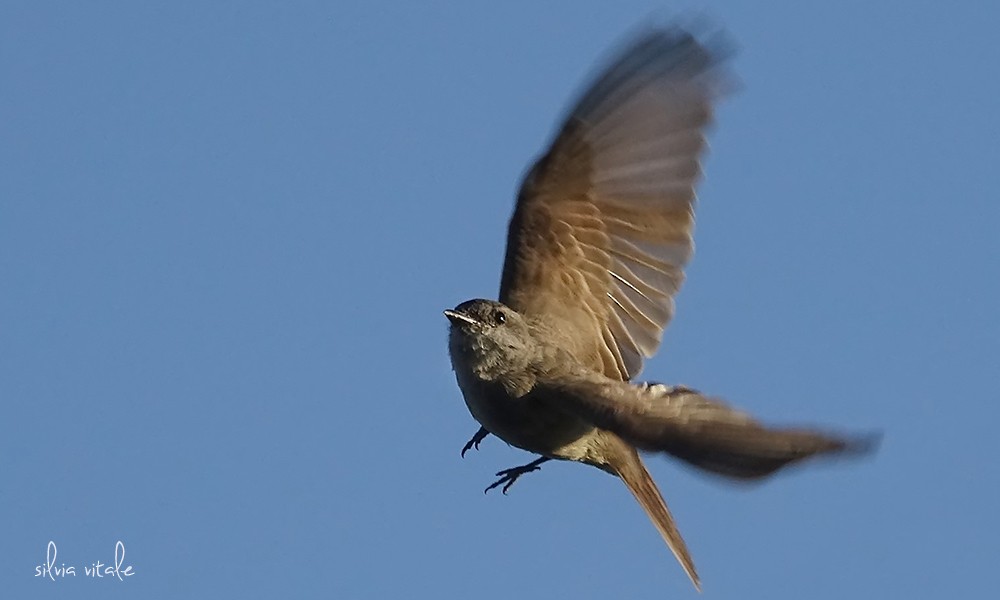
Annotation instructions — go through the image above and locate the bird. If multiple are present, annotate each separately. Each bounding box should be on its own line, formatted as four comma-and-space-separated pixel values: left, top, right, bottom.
444, 25, 876, 591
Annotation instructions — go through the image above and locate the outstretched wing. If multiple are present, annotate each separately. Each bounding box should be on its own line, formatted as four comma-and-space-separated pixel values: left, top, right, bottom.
499, 27, 731, 381
542, 378, 876, 479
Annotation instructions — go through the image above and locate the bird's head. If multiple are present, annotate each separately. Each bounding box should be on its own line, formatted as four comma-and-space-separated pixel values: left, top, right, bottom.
444, 299, 536, 380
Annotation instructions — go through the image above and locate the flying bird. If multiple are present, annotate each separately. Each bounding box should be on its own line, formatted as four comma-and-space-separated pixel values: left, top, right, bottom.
444, 25, 875, 591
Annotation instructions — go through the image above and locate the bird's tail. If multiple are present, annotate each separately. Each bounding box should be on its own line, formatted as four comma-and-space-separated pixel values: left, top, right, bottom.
609, 439, 701, 591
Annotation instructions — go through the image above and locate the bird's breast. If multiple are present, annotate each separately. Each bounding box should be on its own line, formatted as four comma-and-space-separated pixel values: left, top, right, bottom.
450, 351, 595, 460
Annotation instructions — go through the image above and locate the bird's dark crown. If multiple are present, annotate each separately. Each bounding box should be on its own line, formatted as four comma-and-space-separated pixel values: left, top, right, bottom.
446, 299, 513, 329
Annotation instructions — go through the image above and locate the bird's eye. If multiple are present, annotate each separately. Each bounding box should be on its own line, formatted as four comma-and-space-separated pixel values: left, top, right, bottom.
495, 311, 506, 325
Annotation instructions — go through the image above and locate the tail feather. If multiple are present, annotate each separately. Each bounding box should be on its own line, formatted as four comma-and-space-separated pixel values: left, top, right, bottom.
612, 445, 701, 591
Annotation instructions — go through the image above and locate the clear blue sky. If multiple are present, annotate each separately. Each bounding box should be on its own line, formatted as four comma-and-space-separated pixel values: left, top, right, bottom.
2, 1, 997, 598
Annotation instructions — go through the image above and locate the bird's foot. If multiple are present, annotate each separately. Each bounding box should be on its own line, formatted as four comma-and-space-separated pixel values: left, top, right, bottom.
462, 427, 490, 458
484, 457, 550, 495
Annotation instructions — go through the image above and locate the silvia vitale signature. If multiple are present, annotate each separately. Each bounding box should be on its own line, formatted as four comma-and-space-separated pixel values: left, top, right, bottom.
34, 541, 135, 581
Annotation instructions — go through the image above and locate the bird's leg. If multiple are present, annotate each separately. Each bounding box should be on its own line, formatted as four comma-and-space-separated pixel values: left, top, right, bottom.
485, 457, 551, 495
461, 427, 490, 458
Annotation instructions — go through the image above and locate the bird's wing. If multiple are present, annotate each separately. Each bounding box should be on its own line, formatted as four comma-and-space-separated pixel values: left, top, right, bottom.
499, 27, 731, 380
542, 378, 874, 479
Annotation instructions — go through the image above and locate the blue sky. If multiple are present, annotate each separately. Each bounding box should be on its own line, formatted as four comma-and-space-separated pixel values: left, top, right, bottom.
2, 1, 998, 598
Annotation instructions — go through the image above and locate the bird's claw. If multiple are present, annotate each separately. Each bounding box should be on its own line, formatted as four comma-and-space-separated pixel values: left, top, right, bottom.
484, 463, 542, 495
461, 427, 489, 458
461, 438, 482, 458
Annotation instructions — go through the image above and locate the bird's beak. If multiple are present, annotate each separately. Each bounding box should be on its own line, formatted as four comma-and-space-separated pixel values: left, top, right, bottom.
444, 309, 480, 327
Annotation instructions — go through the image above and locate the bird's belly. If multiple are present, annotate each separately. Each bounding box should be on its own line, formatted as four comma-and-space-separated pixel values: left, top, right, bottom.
454, 371, 594, 460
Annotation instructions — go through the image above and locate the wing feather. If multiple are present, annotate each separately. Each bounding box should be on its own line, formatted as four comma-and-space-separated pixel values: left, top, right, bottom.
499, 27, 731, 380
541, 378, 875, 480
